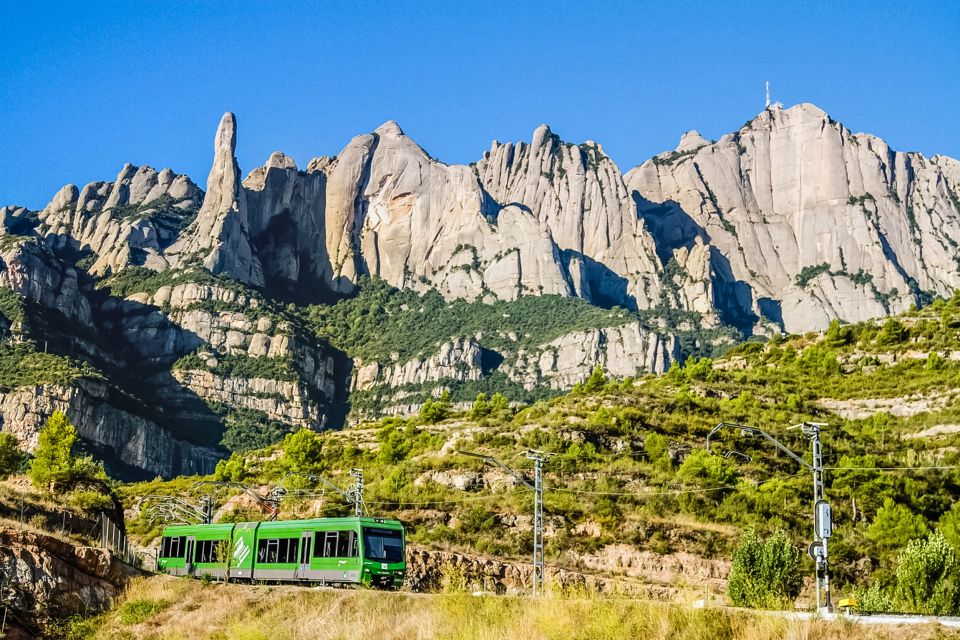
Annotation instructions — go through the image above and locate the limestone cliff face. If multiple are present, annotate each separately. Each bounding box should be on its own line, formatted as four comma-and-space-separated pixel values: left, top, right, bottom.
626, 103, 960, 332
0, 380, 218, 477
351, 323, 678, 415
503, 322, 679, 390
352, 337, 484, 391
241, 151, 328, 292
475, 126, 663, 308
319, 121, 576, 302
37, 163, 201, 274
0, 236, 93, 327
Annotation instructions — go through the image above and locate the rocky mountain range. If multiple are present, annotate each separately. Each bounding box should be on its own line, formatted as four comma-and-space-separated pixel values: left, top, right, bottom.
0, 102, 957, 478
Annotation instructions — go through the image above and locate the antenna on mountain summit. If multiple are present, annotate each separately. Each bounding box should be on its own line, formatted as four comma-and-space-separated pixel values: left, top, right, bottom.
765, 81, 770, 108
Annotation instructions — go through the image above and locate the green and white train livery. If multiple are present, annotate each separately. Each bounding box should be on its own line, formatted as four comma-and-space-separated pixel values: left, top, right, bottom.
157, 517, 405, 589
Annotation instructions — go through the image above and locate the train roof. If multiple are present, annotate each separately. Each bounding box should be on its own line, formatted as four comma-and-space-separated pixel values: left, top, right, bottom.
161, 516, 404, 535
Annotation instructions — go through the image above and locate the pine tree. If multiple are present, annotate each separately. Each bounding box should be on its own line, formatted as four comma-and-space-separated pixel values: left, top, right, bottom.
0, 433, 24, 478
28, 410, 79, 494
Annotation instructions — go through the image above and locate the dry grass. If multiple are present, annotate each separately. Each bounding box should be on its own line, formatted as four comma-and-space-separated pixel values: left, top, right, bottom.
71, 576, 954, 640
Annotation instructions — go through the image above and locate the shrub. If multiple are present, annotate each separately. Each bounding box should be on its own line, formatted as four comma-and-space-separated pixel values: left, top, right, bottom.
116, 598, 171, 624
853, 582, 895, 614
67, 489, 115, 512
489, 392, 510, 413
865, 498, 929, 556
470, 393, 490, 419
0, 432, 24, 478
583, 365, 608, 392
894, 531, 960, 615
280, 429, 324, 474
876, 318, 908, 346
727, 529, 802, 609
938, 504, 960, 549
419, 390, 451, 424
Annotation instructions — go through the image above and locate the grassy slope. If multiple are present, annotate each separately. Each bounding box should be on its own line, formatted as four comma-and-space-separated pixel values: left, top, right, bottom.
57, 576, 944, 640
121, 294, 960, 597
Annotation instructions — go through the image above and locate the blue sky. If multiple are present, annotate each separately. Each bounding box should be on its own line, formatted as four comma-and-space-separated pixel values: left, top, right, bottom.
2, 1, 957, 208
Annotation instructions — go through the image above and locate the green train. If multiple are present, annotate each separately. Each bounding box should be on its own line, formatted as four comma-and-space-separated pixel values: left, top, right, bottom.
157, 517, 405, 589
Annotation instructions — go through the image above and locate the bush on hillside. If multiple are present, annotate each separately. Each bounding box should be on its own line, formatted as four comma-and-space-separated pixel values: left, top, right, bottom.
865, 498, 929, 556
894, 531, 960, 615
727, 529, 802, 609
0, 432, 24, 478
280, 429, 324, 474
852, 582, 895, 614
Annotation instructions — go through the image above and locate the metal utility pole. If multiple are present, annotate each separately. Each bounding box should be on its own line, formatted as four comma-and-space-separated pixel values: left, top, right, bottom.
706, 421, 832, 611
458, 449, 553, 596
349, 468, 365, 517
526, 450, 551, 596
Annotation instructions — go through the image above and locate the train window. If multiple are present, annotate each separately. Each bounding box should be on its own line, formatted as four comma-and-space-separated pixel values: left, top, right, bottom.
258, 538, 299, 564
160, 536, 186, 558
194, 539, 226, 563
336, 531, 353, 557
195, 540, 210, 563
312, 531, 358, 558
362, 527, 404, 563
258, 538, 278, 563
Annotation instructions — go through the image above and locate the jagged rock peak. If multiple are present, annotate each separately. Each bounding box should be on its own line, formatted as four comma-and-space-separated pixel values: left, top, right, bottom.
676, 130, 709, 152
266, 151, 297, 171
530, 124, 556, 153
626, 101, 960, 334
375, 120, 404, 137
215, 112, 238, 155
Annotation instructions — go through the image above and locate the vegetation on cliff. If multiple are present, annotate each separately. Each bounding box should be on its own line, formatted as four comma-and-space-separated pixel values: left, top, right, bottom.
119, 292, 960, 611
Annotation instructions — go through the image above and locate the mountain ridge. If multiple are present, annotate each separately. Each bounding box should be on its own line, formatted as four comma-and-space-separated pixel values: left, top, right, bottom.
0, 102, 957, 476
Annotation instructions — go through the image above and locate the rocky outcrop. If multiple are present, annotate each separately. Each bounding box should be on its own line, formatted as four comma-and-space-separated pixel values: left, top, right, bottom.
0, 380, 218, 477
351, 322, 678, 413
405, 544, 718, 597
575, 543, 729, 591
0, 527, 135, 638
352, 337, 483, 391
37, 163, 201, 274
476, 126, 663, 308
172, 369, 324, 429
626, 102, 960, 333
505, 322, 679, 389
318, 121, 578, 302
0, 236, 93, 327
241, 151, 328, 293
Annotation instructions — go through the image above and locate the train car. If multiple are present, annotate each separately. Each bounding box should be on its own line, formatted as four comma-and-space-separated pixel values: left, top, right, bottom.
157, 517, 405, 589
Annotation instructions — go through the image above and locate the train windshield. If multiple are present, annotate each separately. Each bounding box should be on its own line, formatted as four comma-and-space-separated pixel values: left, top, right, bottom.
362, 527, 404, 563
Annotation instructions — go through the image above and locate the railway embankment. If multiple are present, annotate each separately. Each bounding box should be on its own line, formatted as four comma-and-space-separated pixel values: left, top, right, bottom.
0, 526, 136, 639
406, 544, 727, 599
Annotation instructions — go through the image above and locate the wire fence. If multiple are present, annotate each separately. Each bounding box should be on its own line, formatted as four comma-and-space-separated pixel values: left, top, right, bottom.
95, 512, 143, 567
0, 498, 98, 540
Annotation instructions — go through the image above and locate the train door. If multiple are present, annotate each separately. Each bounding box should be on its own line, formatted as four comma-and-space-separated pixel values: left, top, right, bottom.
184, 537, 195, 576
296, 532, 312, 580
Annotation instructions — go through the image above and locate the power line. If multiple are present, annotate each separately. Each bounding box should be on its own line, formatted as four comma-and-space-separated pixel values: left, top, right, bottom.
826, 465, 960, 471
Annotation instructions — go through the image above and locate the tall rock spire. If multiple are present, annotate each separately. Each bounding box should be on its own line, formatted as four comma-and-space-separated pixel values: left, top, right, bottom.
169, 112, 264, 286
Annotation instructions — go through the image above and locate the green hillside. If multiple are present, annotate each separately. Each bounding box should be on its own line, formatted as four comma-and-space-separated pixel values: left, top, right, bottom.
122, 292, 960, 600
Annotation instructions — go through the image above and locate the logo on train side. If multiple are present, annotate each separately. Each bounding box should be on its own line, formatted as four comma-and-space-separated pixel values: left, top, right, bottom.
233, 537, 251, 565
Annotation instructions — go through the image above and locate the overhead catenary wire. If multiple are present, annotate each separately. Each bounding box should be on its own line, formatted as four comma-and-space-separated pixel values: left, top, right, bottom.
825, 464, 960, 471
